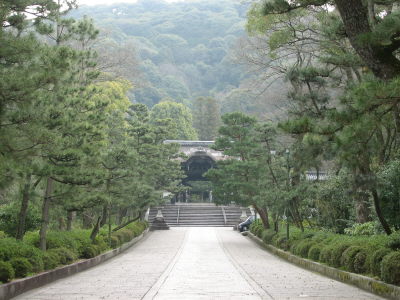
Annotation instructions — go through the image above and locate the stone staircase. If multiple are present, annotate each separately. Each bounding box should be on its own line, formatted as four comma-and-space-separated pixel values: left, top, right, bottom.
148, 203, 251, 227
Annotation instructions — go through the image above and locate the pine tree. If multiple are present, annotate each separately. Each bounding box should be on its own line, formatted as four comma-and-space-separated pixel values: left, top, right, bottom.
192, 97, 220, 140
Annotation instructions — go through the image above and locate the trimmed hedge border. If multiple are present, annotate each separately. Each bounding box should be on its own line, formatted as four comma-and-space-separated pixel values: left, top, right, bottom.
246, 231, 400, 300
0, 229, 149, 300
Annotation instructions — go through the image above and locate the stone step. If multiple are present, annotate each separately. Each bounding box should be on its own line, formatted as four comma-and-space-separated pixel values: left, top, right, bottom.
148, 204, 251, 227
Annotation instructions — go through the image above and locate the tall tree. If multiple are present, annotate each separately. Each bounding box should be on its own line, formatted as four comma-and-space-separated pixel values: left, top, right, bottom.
192, 97, 220, 140
150, 101, 198, 140
261, 0, 400, 80
206, 112, 272, 229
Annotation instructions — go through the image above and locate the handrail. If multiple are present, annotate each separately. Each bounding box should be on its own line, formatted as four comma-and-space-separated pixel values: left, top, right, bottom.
176, 206, 180, 225
221, 206, 227, 225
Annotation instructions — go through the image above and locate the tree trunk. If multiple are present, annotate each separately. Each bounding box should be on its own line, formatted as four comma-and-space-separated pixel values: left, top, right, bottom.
392, 103, 400, 144
58, 217, 66, 230
67, 210, 74, 231
108, 204, 112, 247
16, 173, 32, 240
82, 212, 92, 229
371, 188, 392, 235
90, 204, 109, 242
354, 190, 371, 223
344, 67, 354, 83
112, 215, 140, 232
290, 172, 304, 231
99, 204, 108, 227
117, 207, 127, 225
39, 177, 53, 251
335, 0, 400, 80
352, 168, 371, 223
253, 204, 270, 229
273, 213, 279, 232
289, 203, 304, 231
90, 216, 101, 242
367, 0, 376, 26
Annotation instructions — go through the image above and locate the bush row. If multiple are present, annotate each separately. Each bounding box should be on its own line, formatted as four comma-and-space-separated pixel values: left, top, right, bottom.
0, 221, 148, 283
249, 222, 400, 286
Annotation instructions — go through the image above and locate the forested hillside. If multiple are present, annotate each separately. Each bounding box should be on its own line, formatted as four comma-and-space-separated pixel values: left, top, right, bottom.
72, 0, 249, 107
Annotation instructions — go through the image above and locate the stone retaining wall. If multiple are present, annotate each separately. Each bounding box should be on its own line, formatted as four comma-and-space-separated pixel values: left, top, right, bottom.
0, 229, 149, 300
246, 232, 400, 300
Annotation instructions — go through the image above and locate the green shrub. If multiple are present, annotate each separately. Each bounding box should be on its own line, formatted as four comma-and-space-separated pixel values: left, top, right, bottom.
0, 238, 44, 272
250, 223, 263, 238
125, 221, 147, 236
319, 245, 333, 264
295, 240, 316, 258
42, 251, 60, 270
27, 254, 44, 273
81, 244, 100, 259
271, 234, 279, 246
48, 247, 77, 265
109, 220, 149, 247
63, 230, 92, 257
354, 251, 367, 274
110, 236, 120, 248
120, 229, 134, 242
341, 246, 365, 272
290, 240, 301, 254
93, 236, 108, 253
115, 229, 131, 244
130, 225, 142, 237
275, 236, 289, 251
28, 231, 81, 253
289, 229, 314, 242
249, 220, 263, 237
387, 231, 400, 251
311, 231, 334, 243
329, 242, 352, 267
381, 251, 400, 285
344, 222, 380, 236
261, 229, 275, 244
0, 231, 7, 239
369, 248, 391, 277
113, 231, 126, 244
0, 261, 14, 283
308, 245, 322, 261
10, 257, 33, 278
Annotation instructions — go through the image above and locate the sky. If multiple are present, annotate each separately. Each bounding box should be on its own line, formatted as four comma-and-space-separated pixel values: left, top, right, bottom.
78, 0, 185, 6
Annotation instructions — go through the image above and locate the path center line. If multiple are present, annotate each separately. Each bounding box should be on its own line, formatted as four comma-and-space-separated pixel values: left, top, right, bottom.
215, 229, 274, 300
141, 229, 189, 300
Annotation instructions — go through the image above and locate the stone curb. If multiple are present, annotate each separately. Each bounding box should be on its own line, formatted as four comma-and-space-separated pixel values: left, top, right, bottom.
245, 232, 400, 300
0, 229, 150, 300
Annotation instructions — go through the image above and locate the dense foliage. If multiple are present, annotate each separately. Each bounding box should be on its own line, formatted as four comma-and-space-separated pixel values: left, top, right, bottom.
207, 0, 400, 235
0, 0, 183, 256
250, 222, 400, 285
0, 221, 147, 282
72, 0, 248, 108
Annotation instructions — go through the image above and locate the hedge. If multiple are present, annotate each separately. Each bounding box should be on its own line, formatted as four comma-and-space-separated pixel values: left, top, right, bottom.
308, 244, 322, 261
381, 251, 400, 285
0, 261, 14, 283
341, 246, 366, 273
10, 258, 32, 278
253, 226, 400, 286
369, 248, 391, 277
249, 219, 264, 238
0, 238, 44, 273
0, 220, 148, 283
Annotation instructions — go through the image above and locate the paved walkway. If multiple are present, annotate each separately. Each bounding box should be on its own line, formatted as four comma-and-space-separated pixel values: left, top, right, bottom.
15, 227, 383, 300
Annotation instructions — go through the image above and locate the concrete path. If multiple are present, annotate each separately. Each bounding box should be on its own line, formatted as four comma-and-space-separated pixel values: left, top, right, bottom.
14, 227, 383, 300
